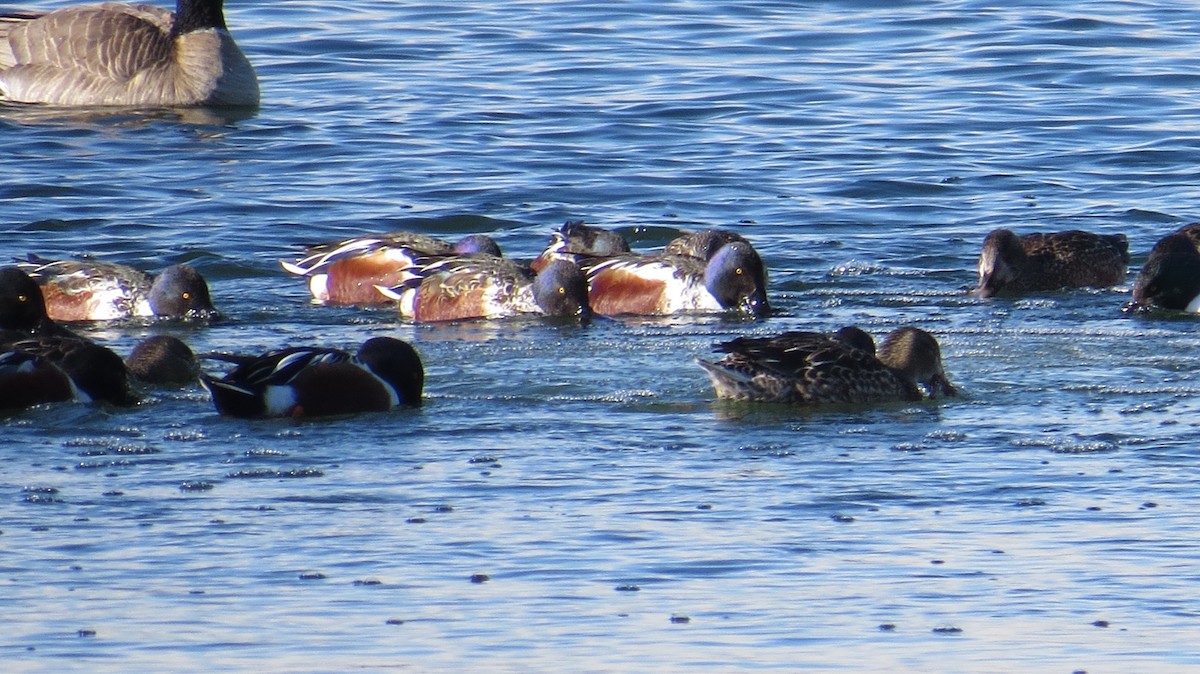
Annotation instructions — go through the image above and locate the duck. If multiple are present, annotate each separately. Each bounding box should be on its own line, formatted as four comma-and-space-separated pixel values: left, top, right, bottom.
530, 221, 631, 272
1, 335, 137, 407
281, 231, 502, 305
0, 266, 137, 407
580, 240, 769, 317
974, 228, 1129, 297
0, 0, 258, 107
1126, 231, 1200, 312
17, 255, 217, 321
662, 228, 752, 260
126, 335, 199, 386
199, 336, 424, 418
697, 326, 956, 405
377, 257, 591, 323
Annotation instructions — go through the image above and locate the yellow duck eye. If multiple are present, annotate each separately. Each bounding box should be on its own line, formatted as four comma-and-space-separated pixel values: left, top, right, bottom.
735, 268, 744, 275
17, 294, 28, 302
558, 287, 566, 295
182, 292, 191, 300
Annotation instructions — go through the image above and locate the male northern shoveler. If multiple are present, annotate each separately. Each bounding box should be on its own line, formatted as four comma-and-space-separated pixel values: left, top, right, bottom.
581, 241, 769, 317
126, 335, 199, 387
974, 228, 1129, 297
1126, 230, 1200, 313
18, 255, 217, 321
200, 336, 424, 418
378, 257, 591, 323
281, 231, 502, 305
697, 326, 956, 405
0, 266, 137, 408
530, 221, 631, 272
663, 228, 752, 260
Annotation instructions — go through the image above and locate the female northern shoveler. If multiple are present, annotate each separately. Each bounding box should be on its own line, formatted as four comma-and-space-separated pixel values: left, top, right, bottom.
530, 221, 631, 272
580, 241, 769, 317
377, 257, 591, 323
0, 266, 137, 408
697, 326, 956, 405
281, 231, 502, 305
200, 336, 424, 418
974, 228, 1129, 297
126, 335, 199, 387
18, 255, 217, 321
1127, 228, 1200, 312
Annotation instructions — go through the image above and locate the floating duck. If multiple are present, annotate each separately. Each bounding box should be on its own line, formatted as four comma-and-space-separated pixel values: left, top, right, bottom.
974, 228, 1129, 297
530, 221, 631, 272
377, 257, 591, 323
580, 240, 769, 317
18, 255, 216, 321
0, 266, 137, 408
281, 231, 501, 305
698, 326, 956, 405
126, 335, 199, 387
1127, 227, 1200, 312
200, 336, 424, 418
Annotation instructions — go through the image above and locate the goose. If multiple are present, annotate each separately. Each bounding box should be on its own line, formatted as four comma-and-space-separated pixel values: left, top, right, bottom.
0, 0, 258, 106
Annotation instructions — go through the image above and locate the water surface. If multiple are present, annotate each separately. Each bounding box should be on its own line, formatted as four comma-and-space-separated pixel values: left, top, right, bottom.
4, 1, 1200, 671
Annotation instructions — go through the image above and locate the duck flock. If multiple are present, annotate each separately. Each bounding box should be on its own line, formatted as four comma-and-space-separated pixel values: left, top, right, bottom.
1, 0, 1197, 418
2, 216, 1195, 417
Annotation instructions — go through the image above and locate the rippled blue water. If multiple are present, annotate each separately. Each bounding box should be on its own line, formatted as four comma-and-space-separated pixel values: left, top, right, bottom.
4, 0, 1200, 670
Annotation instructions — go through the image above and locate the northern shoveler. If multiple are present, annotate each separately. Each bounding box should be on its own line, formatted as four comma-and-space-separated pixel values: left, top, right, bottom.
697, 326, 956, 405
663, 228, 752, 260
530, 221, 631, 272
18, 255, 217, 321
281, 231, 502, 305
126, 335, 199, 387
974, 228, 1129, 297
1127, 230, 1200, 312
580, 240, 769, 317
378, 257, 591, 322
0, 266, 137, 408
200, 336, 424, 418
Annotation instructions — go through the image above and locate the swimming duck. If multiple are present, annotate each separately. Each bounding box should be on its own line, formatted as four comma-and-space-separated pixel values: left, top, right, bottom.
0, 0, 257, 106
697, 326, 956, 405
663, 228, 752, 260
126, 335, 199, 386
200, 336, 424, 418
974, 228, 1129, 297
0, 266, 137, 408
580, 241, 769, 317
2, 335, 137, 406
377, 257, 591, 323
18, 256, 216, 321
530, 221, 631, 272
281, 232, 502, 305
1127, 231, 1200, 312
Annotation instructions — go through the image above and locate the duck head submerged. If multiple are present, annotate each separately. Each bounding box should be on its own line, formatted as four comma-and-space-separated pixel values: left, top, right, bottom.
974, 228, 1025, 298
705, 242, 770, 317
356, 336, 425, 406
1126, 234, 1200, 313
533, 260, 592, 319
878, 327, 957, 398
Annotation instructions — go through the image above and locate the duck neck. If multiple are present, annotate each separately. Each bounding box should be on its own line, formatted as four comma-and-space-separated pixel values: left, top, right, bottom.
172, 0, 228, 36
